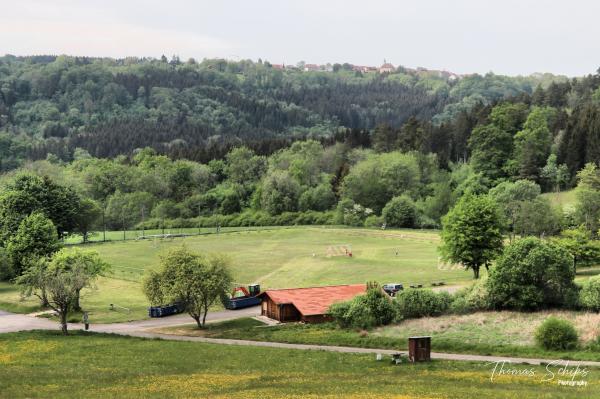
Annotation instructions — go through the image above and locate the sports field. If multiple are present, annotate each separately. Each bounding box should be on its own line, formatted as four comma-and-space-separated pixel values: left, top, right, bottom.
0, 331, 595, 398
0, 227, 470, 322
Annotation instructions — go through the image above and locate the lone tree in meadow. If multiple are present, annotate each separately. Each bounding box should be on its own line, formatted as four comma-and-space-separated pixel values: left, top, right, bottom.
440, 194, 503, 279
143, 247, 232, 328
17, 248, 109, 334
48, 248, 110, 311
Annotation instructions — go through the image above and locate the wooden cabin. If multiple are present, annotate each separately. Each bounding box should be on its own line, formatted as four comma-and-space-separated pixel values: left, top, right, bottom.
258, 284, 367, 323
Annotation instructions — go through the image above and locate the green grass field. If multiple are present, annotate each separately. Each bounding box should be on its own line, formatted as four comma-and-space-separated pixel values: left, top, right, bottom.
0, 331, 596, 398
157, 312, 600, 362
1, 227, 472, 322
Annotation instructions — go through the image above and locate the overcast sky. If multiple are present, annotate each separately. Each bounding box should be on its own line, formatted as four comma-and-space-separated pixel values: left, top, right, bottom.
1, 0, 599, 76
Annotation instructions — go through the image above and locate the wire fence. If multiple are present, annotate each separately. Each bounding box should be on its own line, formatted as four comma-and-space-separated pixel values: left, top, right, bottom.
64, 225, 295, 245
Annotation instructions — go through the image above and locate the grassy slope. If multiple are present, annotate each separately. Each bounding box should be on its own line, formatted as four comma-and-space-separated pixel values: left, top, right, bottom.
0, 331, 596, 398
86, 227, 456, 288
0, 227, 469, 323
158, 313, 600, 362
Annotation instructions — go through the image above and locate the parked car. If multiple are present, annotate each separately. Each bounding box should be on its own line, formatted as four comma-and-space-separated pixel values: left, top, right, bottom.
383, 283, 404, 296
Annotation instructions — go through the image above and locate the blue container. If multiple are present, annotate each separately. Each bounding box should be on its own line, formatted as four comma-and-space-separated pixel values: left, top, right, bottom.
148, 302, 183, 318
225, 296, 262, 310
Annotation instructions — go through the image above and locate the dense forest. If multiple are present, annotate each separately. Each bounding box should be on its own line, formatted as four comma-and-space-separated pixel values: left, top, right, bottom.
1, 56, 600, 247
0, 55, 563, 170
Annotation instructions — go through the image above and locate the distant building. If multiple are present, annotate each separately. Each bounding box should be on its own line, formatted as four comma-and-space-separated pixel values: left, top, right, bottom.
271, 64, 284, 70
303, 64, 321, 72
352, 65, 377, 73
258, 284, 367, 323
379, 62, 395, 73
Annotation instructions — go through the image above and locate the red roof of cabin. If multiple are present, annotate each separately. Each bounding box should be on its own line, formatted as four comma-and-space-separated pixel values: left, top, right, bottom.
260, 284, 366, 316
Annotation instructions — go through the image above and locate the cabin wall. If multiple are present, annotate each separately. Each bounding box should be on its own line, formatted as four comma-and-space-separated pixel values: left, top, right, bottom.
261, 296, 300, 322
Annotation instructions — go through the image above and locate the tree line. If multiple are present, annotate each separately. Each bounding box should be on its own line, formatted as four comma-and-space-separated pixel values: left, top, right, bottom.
0, 55, 562, 170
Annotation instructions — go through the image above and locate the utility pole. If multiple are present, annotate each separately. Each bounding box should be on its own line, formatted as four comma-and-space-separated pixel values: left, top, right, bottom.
141, 206, 145, 238
102, 203, 107, 242
197, 203, 202, 235
122, 209, 126, 241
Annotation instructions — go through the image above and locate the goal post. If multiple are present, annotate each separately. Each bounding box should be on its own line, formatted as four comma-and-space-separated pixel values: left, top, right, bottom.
326, 244, 352, 257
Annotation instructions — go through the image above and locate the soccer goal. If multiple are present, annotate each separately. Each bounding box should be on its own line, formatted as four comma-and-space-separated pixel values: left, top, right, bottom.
326, 244, 352, 257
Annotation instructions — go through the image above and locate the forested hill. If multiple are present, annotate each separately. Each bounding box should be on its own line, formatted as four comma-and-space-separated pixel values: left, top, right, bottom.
0, 55, 560, 169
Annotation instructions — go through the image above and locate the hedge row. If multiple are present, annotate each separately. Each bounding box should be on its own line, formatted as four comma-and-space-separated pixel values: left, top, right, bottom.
136, 210, 337, 229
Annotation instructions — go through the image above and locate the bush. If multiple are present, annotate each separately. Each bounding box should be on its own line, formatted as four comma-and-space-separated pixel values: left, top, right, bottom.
487, 237, 577, 311
364, 215, 383, 228
535, 317, 578, 350
450, 278, 491, 314
0, 247, 11, 281
335, 198, 376, 227
329, 286, 397, 329
396, 289, 450, 319
328, 301, 354, 328
382, 195, 417, 228
136, 211, 335, 230
580, 276, 600, 311
415, 214, 438, 229
363, 288, 397, 326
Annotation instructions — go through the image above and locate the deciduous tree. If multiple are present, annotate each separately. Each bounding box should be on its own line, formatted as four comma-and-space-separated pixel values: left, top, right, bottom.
487, 238, 576, 310
440, 195, 503, 279
142, 247, 232, 328
5, 212, 62, 279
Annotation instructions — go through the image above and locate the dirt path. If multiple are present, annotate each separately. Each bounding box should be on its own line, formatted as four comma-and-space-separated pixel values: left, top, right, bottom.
80, 328, 600, 368
0, 306, 260, 333
3, 307, 600, 367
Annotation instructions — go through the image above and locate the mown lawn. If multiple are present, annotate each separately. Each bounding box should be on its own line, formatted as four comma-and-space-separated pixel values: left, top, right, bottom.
0, 331, 596, 398
1, 227, 470, 323
157, 312, 600, 362
84, 226, 455, 289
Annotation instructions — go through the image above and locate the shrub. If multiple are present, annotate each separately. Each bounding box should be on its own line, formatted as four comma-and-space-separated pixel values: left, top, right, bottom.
487, 237, 577, 310
329, 286, 396, 329
382, 195, 417, 228
329, 296, 375, 329
415, 214, 438, 229
364, 215, 383, 228
396, 289, 450, 319
136, 211, 334, 230
328, 301, 354, 328
589, 334, 600, 351
0, 247, 11, 281
580, 276, 600, 311
535, 317, 578, 350
363, 288, 397, 326
449, 291, 470, 314
450, 279, 491, 314
342, 297, 376, 329
274, 212, 298, 226
336, 199, 374, 227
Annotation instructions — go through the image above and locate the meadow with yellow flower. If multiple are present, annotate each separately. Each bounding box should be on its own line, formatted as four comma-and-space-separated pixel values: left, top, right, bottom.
0, 331, 596, 398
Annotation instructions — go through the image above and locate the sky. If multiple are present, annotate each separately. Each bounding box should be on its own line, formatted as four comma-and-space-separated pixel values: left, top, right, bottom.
0, 0, 599, 76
